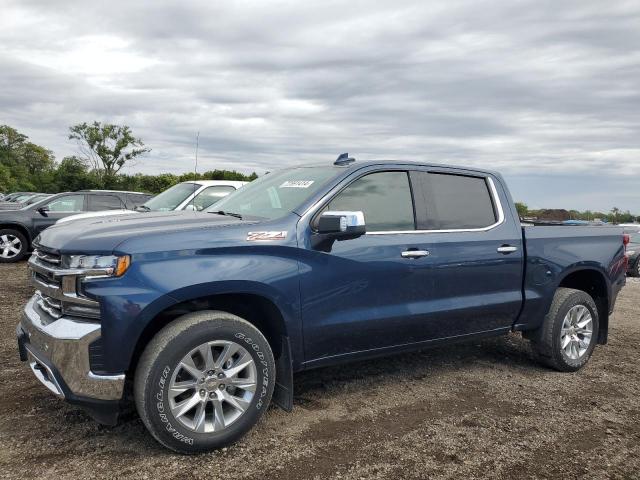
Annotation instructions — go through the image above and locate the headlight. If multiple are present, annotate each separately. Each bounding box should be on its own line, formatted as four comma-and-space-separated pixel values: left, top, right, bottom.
65, 254, 131, 277
626, 250, 636, 256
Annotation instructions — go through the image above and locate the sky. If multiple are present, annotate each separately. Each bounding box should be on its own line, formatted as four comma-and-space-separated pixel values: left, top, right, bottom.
1, 0, 639, 212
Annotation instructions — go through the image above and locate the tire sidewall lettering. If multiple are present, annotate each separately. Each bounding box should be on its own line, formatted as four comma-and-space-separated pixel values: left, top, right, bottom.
154, 364, 194, 445
151, 329, 272, 447
234, 332, 269, 410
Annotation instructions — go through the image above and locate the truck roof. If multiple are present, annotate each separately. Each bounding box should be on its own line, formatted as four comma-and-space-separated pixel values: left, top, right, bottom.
302, 159, 500, 178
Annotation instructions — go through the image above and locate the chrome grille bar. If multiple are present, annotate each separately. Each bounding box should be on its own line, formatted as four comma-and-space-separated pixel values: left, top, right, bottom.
28, 250, 101, 321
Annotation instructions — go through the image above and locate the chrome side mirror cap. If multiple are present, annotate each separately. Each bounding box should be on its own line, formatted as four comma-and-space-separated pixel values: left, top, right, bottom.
317, 211, 366, 235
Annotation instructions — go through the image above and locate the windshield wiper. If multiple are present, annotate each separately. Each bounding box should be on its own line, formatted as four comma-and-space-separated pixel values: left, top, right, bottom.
210, 210, 243, 219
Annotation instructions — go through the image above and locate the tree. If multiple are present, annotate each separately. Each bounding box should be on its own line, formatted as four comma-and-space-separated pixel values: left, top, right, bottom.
69, 122, 150, 184
52, 156, 99, 192
20, 142, 55, 175
0, 125, 55, 191
610, 207, 620, 223
515, 202, 528, 218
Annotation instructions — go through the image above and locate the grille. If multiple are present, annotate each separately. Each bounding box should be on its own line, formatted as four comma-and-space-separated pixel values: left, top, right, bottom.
35, 291, 63, 320
33, 248, 61, 266
28, 249, 101, 321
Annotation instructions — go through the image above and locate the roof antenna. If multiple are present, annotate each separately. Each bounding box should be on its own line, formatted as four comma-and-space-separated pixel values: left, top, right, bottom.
189, 132, 200, 211
334, 152, 355, 166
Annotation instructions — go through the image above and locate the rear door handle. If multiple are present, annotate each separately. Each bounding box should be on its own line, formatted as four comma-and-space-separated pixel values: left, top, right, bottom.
497, 245, 518, 254
401, 250, 430, 259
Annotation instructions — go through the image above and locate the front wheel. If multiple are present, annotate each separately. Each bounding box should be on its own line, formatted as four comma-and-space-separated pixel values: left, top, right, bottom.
0, 229, 28, 263
134, 311, 275, 454
630, 259, 640, 277
531, 288, 599, 372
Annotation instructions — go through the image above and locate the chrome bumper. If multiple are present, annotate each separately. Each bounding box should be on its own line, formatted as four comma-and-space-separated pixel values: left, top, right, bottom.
18, 296, 125, 401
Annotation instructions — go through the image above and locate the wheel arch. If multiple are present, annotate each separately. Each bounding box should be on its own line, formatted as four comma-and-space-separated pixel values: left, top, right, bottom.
0, 222, 32, 243
128, 291, 294, 411
556, 267, 610, 344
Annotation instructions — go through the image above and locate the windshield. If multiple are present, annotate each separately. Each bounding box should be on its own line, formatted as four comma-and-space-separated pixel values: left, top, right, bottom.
142, 183, 202, 211
206, 167, 339, 220
13, 194, 34, 203
24, 195, 48, 205
21, 195, 53, 210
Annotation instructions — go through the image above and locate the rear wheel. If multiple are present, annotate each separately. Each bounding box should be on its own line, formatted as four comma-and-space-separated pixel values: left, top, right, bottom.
134, 310, 275, 454
0, 229, 28, 263
531, 288, 599, 372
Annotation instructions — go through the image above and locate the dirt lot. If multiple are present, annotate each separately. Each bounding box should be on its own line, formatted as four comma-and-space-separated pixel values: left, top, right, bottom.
1, 262, 639, 480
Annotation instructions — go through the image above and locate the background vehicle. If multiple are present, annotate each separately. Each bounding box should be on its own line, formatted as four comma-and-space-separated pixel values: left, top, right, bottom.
140, 180, 247, 212
2, 192, 37, 202
56, 180, 246, 225
623, 227, 640, 276
0, 190, 151, 262
0, 192, 39, 208
17, 159, 626, 453
0, 193, 53, 211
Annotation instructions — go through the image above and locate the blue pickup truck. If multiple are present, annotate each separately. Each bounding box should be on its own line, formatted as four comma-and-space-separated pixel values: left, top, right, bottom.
17, 158, 627, 453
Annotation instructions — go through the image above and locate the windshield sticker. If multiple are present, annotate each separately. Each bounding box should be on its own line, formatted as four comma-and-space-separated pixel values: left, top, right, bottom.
279, 180, 314, 188
247, 231, 287, 241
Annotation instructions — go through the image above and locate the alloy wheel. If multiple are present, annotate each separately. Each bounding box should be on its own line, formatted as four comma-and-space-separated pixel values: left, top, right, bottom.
560, 304, 593, 360
0, 234, 22, 259
168, 340, 257, 433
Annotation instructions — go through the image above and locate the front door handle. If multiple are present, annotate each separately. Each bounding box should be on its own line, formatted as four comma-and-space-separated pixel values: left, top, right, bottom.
497, 245, 518, 254
401, 250, 430, 259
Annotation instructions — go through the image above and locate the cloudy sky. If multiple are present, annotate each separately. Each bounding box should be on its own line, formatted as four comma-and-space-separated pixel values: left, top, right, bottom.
1, 0, 639, 211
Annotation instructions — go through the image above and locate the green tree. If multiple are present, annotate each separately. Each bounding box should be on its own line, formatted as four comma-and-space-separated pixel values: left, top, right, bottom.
0, 163, 16, 193
515, 202, 528, 218
69, 122, 150, 185
52, 156, 99, 192
610, 207, 620, 223
0, 125, 55, 191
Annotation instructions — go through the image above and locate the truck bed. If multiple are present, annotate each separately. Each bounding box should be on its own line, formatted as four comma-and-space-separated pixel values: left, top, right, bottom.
516, 225, 626, 332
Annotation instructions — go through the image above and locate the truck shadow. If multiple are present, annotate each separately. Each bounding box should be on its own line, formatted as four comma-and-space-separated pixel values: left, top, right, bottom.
292, 332, 537, 405
36, 332, 540, 455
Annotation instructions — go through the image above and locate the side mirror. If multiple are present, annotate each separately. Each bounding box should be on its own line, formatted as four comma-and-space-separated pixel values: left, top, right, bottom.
37, 205, 50, 216
183, 204, 197, 211
317, 211, 366, 236
312, 211, 366, 251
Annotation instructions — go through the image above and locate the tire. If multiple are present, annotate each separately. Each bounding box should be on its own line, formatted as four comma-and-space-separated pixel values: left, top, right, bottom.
0, 229, 28, 263
531, 288, 599, 372
631, 259, 640, 277
134, 310, 275, 454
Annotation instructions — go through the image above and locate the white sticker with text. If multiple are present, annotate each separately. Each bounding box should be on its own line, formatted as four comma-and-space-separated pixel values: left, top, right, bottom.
279, 180, 314, 188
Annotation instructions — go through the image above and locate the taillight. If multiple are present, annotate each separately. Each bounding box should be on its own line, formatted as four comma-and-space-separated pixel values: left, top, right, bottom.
623, 234, 630, 270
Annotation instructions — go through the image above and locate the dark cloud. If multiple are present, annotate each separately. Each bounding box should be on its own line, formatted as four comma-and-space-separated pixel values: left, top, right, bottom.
1, 0, 639, 209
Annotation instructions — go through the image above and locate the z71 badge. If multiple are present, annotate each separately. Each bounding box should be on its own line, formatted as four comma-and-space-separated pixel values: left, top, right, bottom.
247, 231, 287, 241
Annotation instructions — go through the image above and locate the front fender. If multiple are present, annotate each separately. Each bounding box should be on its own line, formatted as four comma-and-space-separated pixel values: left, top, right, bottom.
89, 247, 302, 374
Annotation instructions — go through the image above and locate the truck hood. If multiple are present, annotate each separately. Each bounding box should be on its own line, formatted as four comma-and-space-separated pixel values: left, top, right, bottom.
36, 211, 257, 254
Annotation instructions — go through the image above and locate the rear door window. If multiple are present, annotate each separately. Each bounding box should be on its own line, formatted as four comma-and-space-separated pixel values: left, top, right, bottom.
411, 172, 497, 230
87, 195, 125, 211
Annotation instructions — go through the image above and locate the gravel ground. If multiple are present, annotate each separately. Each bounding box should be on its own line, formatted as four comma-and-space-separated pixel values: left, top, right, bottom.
1, 261, 639, 479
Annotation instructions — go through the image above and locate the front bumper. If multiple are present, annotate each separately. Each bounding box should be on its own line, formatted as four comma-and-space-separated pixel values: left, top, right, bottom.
17, 295, 125, 402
